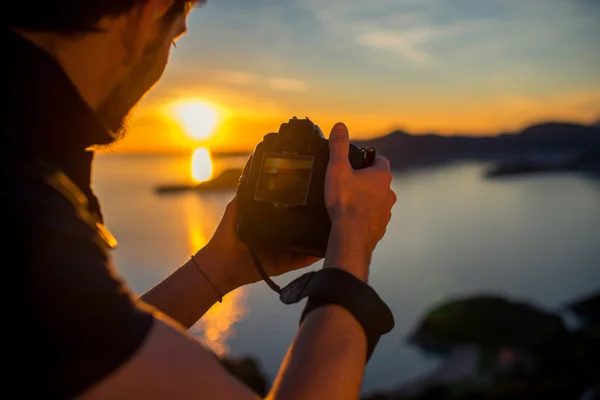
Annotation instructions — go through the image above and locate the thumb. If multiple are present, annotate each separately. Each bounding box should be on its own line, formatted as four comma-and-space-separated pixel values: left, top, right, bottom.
328, 122, 350, 165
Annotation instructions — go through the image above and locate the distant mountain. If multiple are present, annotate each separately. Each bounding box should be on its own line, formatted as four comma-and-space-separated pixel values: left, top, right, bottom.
354, 121, 600, 170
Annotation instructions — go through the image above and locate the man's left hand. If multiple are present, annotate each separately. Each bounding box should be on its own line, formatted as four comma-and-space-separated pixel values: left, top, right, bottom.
195, 196, 321, 294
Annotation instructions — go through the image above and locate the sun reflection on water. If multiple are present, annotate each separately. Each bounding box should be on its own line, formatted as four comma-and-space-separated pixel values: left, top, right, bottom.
192, 289, 248, 356
182, 175, 248, 356
191, 147, 214, 183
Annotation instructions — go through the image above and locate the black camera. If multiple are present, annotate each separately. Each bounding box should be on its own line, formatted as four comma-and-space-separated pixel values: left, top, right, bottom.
236, 117, 376, 258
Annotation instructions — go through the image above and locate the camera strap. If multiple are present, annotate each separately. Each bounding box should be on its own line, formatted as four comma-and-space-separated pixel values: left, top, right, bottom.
248, 247, 318, 303
248, 247, 283, 294
248, 247, 395, 362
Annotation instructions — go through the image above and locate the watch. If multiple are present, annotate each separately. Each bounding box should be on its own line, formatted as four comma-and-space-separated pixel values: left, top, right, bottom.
279, 268, 395, 362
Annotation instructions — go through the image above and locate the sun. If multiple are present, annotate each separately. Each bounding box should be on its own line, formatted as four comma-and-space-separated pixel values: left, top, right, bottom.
174, 100, 219, 141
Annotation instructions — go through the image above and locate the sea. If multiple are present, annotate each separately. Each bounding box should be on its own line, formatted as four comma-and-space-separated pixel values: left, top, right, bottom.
92, 151, 600, 395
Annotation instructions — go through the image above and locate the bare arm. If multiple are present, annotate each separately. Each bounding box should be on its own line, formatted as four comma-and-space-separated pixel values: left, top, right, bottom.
268, 220, 371, 399
79, 303, 366, 400
78, 314, 261, 400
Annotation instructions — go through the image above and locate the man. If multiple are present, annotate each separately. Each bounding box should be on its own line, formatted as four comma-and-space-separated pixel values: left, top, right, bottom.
5, 1, 397, 398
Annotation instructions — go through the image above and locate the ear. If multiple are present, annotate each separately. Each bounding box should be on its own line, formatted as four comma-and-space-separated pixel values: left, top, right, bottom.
120, 0, 174, 64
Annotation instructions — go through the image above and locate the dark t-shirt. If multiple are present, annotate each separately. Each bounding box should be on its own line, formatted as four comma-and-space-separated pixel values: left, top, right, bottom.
5, 29, 155, 398
11, 163, 155, 398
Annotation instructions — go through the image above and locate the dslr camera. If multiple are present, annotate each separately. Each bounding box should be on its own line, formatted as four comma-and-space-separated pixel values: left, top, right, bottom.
236, 117, 376, 257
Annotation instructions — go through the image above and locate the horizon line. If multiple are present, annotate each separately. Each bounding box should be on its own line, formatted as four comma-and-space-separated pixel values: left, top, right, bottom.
98, 117, 599, 156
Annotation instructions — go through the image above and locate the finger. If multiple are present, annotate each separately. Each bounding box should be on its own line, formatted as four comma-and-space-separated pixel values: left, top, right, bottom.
222, 195, 240, 224
298, 256, 322, 265
328, 122, 351, 166
389, 189, 397, 205
371, 155, 391, 172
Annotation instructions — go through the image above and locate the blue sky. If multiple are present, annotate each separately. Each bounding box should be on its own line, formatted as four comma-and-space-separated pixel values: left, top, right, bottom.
121, 0, 600, 152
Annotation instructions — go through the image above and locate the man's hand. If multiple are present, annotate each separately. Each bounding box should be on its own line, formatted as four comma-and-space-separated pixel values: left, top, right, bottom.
196, 197, 320, 293
323, 122, 396, 281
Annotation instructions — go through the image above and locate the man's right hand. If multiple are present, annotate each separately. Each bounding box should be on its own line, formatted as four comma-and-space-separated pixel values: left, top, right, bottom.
323, 122, 396, 282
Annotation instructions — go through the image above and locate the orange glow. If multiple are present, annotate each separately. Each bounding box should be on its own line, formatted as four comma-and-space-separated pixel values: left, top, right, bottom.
191, 147, 214, 182
97, 86, 600, 155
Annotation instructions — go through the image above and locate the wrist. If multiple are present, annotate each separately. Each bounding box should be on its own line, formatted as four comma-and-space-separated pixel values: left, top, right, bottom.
323, 217, 372, 282
192, 247, 239, 296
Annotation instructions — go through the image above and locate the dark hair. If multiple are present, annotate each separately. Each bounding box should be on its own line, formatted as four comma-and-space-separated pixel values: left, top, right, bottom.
4, 0, 199, 34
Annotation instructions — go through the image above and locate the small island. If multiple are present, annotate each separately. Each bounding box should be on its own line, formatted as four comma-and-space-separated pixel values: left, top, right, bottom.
484, 149, 600, 178
363, 291, 599, 400
155, 168, 243, 194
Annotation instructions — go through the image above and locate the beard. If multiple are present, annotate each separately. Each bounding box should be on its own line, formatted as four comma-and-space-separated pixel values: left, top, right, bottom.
96, 27, 171, 143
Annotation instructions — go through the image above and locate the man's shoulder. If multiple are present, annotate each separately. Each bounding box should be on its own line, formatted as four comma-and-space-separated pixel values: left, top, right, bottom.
6, 157, 117, 251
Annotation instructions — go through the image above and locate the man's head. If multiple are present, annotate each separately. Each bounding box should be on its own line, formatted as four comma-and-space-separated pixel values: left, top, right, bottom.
5, 0, 201, 139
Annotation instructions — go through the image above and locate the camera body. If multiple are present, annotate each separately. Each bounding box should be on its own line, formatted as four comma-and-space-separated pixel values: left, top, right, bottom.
236, 117, 376, 257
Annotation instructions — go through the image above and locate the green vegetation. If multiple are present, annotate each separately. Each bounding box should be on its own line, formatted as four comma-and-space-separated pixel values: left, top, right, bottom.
214, 293, 599, 400
407, 295, 565, 356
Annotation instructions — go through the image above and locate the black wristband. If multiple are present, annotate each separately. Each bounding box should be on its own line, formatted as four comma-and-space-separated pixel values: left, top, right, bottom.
279, 268, 394, 362
301, 297, 384, 361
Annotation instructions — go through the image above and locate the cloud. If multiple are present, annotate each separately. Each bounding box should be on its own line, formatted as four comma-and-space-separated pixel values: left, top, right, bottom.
357, 31, 431, 65
501, 90, 600, 117
210, 70, 309, 92
296, 0, 493, 66
267, 77, 308, 92
297, 0, 599, 67
359, 19, 496, 65
211, 70, 257, 86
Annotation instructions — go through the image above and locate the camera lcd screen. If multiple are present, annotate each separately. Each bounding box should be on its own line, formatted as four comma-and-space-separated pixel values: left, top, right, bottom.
255, 155, 315, 207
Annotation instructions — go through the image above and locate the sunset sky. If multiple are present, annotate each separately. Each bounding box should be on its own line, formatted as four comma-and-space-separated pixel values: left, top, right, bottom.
110, 0, 600, 154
